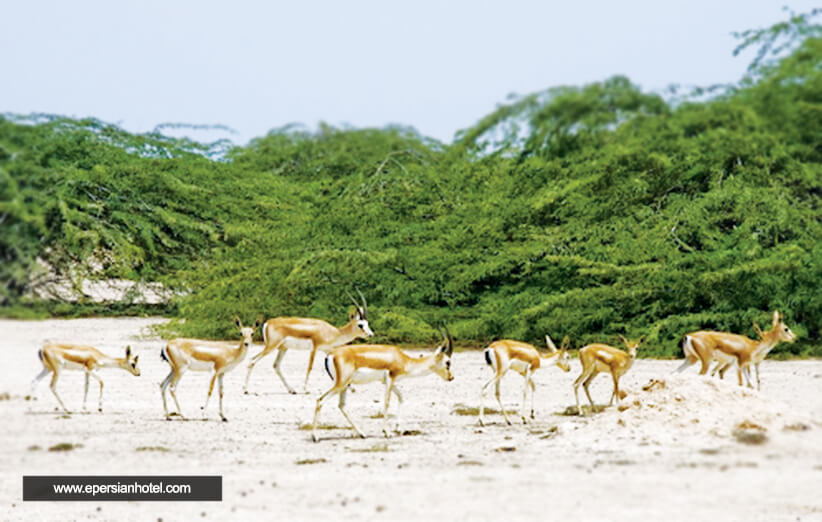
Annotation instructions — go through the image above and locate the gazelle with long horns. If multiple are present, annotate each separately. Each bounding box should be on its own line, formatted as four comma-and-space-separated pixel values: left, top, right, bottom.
312, 326, 455, 442
30, 343, 141, 414
160, 317, 259, 421
573, 335, 641, 416
677, 311, 796, 389
243, 290, 374, 395
479, 335, 571, 426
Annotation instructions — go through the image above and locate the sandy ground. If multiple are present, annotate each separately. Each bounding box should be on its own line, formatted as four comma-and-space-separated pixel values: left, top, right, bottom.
1, 317, 821, 521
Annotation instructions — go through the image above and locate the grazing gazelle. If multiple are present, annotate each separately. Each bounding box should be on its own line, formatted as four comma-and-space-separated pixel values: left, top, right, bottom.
30, 343, 141, 414
160, 317, 259, 421
573, 335, 641, 415
243, 290, 374, 395
479, 335, 571, 426
677, 311, 796, 389
311, 326, 455, 442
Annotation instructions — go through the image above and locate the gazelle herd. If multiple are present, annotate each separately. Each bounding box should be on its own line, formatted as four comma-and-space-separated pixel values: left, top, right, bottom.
29, 297, 798, 441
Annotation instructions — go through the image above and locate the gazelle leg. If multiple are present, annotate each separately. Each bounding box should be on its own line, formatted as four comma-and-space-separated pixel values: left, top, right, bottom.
391, 386, 404, 432
740, 363, 754, 389
583, 373, 597, 410
520, 368, 531, 424
755, 363, 761, 390
338, 386, 366, 439
574, 367, 594, 415
218, 374, 227, 422
168, 371, 184, 419
82, 371, 90, 411
202, 372, 218, 418
160, 369, 174, 418
243, 339, 289, 394
303, 343, 322, 394
243, 338, 282, 394
272, 343, 297, 395
30, 368, 50, 398
609, 373, 620, 406
673, 358, 694, 373
479, 374, 498, 426
88, 371, 104, 412
49, 371, 70, 414
382, 377, 395, 437
312, 384, 340, 442
495, 378, 512, 425
529, 377, 536, 419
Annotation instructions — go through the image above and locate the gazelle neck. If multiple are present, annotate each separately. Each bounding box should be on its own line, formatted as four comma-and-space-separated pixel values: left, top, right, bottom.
336, 319, 362, 345
402, 352, 440, 379
755, 328, 782, 356
98, 356, 126, 370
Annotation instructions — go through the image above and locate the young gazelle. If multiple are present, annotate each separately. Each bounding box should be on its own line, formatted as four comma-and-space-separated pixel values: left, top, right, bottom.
479, 335, 571, 426
678, 311, 796, 389
243, 291, 374, 395
30, 343, 140, 414
311, 327, 455, 442
160, 317, 259, 421
573, 335, 641, 416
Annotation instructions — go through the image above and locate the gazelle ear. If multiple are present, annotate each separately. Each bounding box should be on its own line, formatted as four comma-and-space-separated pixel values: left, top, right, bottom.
617, 334, 629, 347
561, 336, 571, 351
348, 306, 358, 320
254, 316, 263, 329
125, 346, 132, 358
637, 335, 645, 346
772, 311, 780, 326
545, 335, 558, 353
133, 355, 139, 364
234, 316, 243, 330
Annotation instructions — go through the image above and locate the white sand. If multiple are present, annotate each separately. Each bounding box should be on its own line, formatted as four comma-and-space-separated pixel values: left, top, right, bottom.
1, 317, 821, 521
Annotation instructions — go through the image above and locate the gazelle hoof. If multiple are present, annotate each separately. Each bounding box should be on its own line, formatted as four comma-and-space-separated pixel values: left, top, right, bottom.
221, 417, 228, 422
98, 408, 103, 413
288, 390, 298, 395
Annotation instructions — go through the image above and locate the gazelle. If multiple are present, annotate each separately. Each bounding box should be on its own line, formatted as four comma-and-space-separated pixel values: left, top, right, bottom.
677, 311, 796, 389
573, 335, 641, 416
160, 317, 259, 421
479, 335, 571, 426
30, 343, 140, 414
311, 327, 455, 442
243, 290, 374, 395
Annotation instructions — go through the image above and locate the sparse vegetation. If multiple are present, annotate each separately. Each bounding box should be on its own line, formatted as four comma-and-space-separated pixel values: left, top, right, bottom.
48, 442, 81, 452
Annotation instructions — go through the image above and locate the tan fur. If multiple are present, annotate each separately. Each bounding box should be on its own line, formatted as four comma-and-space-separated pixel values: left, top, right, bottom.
31, 343, 140, 414
479, 335, 571, 425
573, 335, 640, 415
311, 329, 454, 442
677, 311, 796, 389
160, 318, 258, 421
244, 305, 373, 395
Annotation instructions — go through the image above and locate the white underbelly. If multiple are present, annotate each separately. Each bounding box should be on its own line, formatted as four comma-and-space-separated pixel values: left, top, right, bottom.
56, 360, 86, 371
282, 337, 317, 351
185, 357, 216, 372
349, 368, 389, 385
509, 359, 531, 373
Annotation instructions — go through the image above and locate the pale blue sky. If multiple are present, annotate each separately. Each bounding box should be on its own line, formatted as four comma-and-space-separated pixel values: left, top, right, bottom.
2, 1, 816, 144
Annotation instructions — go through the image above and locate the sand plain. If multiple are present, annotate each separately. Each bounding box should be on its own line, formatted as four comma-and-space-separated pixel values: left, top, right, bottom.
1, 317, 821, 521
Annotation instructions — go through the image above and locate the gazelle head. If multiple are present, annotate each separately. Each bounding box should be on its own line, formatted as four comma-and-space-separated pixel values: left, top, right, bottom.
121, 346, 141, 376
346, 288, 374, 339
433, 325, 455, 382
544, 334, 571, 372
234, 316, 261, 348
770, 311, 797, 343
617, 335, 642, 359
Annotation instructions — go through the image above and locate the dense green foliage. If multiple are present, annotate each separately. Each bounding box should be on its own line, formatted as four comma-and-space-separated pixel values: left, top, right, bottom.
2, 12, 821, 356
